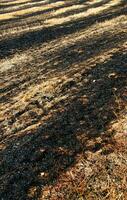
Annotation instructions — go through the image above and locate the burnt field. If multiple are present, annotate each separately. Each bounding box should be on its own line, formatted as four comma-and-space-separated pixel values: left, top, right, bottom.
0, 0, 127, 199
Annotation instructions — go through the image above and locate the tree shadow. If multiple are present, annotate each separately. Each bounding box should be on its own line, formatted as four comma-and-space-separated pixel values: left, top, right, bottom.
0, 22, 126, 107
0, 49, 127, 199
0, 0, 65, 14
0, 0, 126, 58
0, 0, 127, 199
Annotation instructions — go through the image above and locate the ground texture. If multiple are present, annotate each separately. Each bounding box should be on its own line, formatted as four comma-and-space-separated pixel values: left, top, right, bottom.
0, 0, 127, 199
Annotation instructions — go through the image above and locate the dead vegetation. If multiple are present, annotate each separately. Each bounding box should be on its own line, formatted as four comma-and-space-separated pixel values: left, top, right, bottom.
0, 0, 127, 199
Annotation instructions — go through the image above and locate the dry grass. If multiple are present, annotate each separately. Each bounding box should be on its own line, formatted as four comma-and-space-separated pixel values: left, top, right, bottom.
0, 0, 127, 199
0, 1, 65, 21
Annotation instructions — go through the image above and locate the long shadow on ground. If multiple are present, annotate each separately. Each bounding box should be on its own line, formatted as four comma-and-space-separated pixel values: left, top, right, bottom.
0, 0, 126, 58
0, 50, 127, 199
